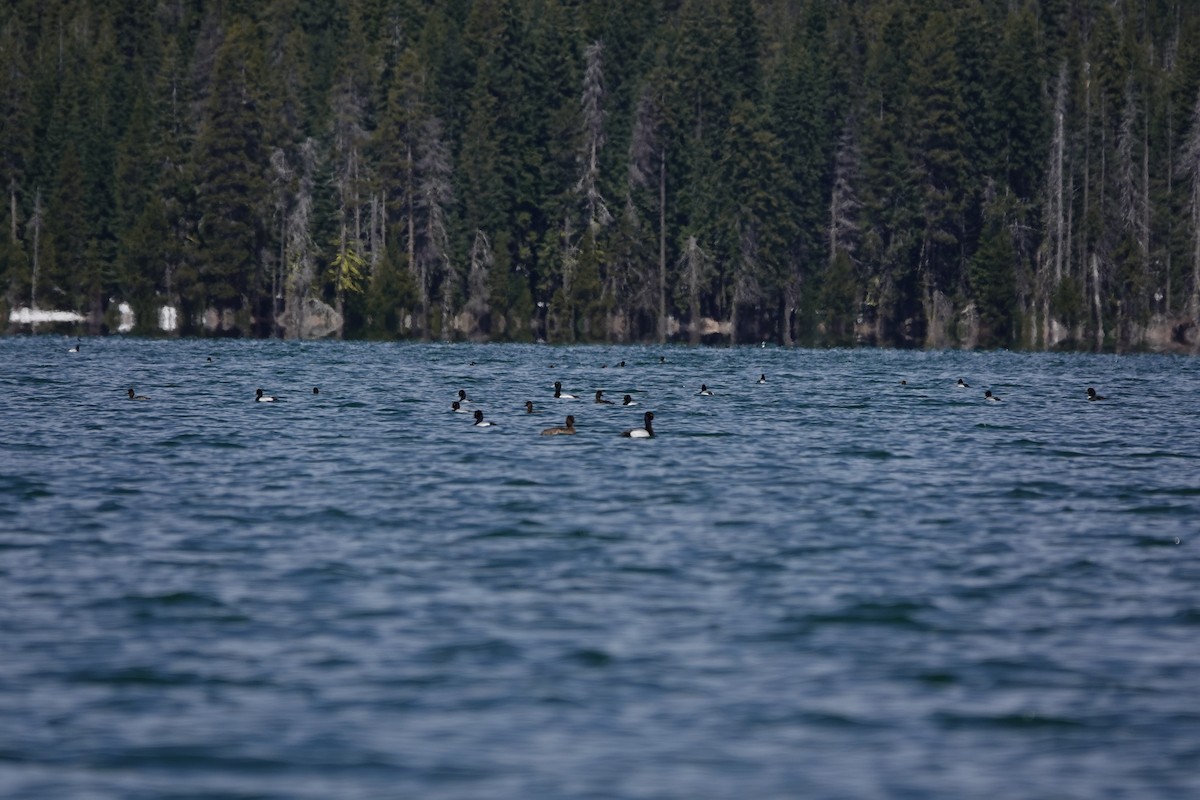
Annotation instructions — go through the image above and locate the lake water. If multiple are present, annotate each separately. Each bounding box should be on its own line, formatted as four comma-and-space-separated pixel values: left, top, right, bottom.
1, 336, 1197, 799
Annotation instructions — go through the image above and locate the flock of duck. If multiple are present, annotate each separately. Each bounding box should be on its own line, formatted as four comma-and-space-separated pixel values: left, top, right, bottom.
448, 382, 658, 438
108, 341, 1111, 437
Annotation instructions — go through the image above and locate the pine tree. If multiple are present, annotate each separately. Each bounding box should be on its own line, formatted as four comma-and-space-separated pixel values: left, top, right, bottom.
193, 20, 267, 321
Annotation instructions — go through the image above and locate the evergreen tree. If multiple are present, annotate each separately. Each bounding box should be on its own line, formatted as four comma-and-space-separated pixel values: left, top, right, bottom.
192, 20, 268, 322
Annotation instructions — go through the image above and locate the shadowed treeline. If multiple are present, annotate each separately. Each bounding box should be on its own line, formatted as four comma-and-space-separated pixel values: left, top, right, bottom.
2, 0, 1200, 351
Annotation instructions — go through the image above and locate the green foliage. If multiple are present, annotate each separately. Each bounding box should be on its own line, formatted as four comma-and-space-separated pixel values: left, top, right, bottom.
821, 248, 857, 346
968, 215, 1018, 348
192, 21, 266, 310
2, 0, 1197, 349
329, 246, 367, 296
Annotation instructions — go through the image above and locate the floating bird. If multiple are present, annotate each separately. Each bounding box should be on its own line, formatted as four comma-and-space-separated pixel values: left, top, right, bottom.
1086, 387, 1107, 401
312, 387, 319, 395
457, 389, 471, 404
697, 384, 714, 396
525, 400, 537, 414
956, 378, 970, 389
67, 341, 80, 353
757, 373, 767, 384
472, 409, 496, 427
255, 388, 277, 402
595, 390, 614, 405
621, 411, 655, 439
622, 394, 638, 406
554, 381, 578, 399
127, 388, 149, 401
451, 401, 469, 413
984, 390, 1001, 402
541, 415, 577, 436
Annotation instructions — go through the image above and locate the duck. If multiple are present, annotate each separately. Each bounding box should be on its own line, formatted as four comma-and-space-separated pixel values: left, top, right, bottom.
472, 409, 497, 427
622, 394, 638, 406
621, 411, 655, 439
756, 373, 767, 384
67, 341, 80, 353
1086, 387, 1107, 401
312, 387, 319, 395
956, 378, 970, 389
127, 388, 150, 401
899, 379, 907, 385
255, 388, 277, 402
553, 381, 578, 399
984, 390, 1001, 402
594, 390, 614, 405
525, 400, 537, 414
451, 400, 469, 413
457, 389, 472, 404
541, 415, 577, 436
697, 384, 714, 396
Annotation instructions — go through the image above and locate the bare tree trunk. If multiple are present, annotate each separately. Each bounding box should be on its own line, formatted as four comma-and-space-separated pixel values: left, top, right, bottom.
1184, 88, 1200, 319
416, 118, 454, 340
406, 140, 422, 337
1082, 65, 1092, 342
578, 41, 612, 231
828, 119, 860, 267
465, 230, 492, 339
30, 188, 42, 330
680, 236, 705, 345
782, 280, 796, 347
658, 148, 667, 343
1044, 64, 1067, 349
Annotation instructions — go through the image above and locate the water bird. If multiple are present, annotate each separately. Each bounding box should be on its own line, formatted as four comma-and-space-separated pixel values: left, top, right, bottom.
554, 382, 578, 399
127, 388, 149, 401
525, 400, 537, 414
697, 384, 714, 396
1087, 387, 1107, 401
595, 390, 614, 404
472, 409, 496, 427
451, 400, 469, 413
899, 379, 907, 385
956, 378, 970, 389
67, 341, 80, 353
622, 394, 638, 406
457, 389, 471, 404
312, 387, 319, 395
541, 415, 577, 436
621, 411, 655, 439
757, 373, 767, 384
984, 390, 1001, 402
255, 388, 277, 402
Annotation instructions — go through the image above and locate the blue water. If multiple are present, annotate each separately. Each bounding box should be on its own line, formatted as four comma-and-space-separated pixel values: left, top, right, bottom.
1, 336, 1198, 799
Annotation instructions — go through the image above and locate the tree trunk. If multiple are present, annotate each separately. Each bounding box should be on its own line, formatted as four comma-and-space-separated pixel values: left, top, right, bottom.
657, 147, 667, 344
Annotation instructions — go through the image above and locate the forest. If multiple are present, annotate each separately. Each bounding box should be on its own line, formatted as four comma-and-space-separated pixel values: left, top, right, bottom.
3, 0, 1200, 351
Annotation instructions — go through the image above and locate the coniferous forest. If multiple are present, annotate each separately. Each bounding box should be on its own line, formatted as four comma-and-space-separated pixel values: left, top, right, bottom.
3, 0, 1200, 350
